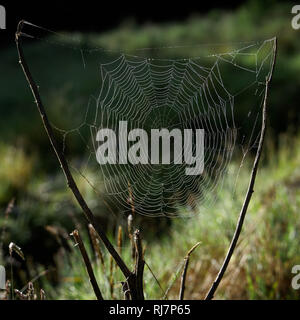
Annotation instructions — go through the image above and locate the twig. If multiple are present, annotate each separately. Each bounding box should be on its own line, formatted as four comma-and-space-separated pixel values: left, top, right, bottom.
27, 282, 35, 300
144, 260, 166, 298
109, 255, 115, 299
0, 199, 15, 263
205, 37, 277, 300
128, 214, 135, 260
128, 182, 136, 260
15, 20, 131, 281
9, 242, 25, 261
122, 281, 131, 300
133, 229, 145, 300
71, 230, 103, 300
117, 226, 123, 256
179, 242, 201, 300
40, 289, 46, 300
162, 261, 184, 300
20, 268, 51, 293
9, 242, 25, 300
14, 289, 28, 300
88, 224, 105, 267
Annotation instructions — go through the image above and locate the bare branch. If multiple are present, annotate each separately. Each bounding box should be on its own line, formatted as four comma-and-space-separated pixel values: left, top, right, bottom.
15, 20, 131, 280
205, 37, 277, 300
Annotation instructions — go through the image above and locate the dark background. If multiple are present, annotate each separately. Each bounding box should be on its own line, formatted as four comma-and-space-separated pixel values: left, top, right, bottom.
2, 1, 242, 31
0, 0, 286, 45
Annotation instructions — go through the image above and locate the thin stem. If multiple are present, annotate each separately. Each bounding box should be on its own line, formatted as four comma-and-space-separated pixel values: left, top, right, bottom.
179, 259, 189, 300
144, 260, 166, 298
205, 37, 277, 300
15, 20, 131, 280
133, 229, 145, 300
10, 253, 13, 300
179, 242, 201, 300
88, 224, 105, 267
71, 230, 103, 300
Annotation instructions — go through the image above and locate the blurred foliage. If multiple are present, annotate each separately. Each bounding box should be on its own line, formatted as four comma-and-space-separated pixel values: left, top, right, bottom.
0, 144, 34, 202
0, 0, 299, 152
40, 133, 300, 299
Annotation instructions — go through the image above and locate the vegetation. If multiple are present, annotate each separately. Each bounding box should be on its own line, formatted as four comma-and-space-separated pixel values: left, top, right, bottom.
1, 132, 299, 300
0, 0, 299, 300
49, 135, 300, 300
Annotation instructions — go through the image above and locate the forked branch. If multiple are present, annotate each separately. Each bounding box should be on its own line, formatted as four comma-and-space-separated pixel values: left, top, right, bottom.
205, 37, 277, 300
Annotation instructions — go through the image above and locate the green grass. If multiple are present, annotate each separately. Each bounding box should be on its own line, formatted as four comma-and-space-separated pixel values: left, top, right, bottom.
1, 97, 299, 301
35, 133, 300, 300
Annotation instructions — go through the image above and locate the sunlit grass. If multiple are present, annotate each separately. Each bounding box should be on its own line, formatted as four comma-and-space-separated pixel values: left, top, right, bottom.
37, 133, 300, 300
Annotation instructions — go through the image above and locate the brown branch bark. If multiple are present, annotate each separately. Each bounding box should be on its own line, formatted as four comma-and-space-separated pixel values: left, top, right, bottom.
15, 20, 131, 281
71, 230, 103, 300
205, 37, 277, 300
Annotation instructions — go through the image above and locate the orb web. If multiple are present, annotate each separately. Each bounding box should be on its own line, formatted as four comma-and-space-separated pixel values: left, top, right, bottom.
19, 22, 276, 217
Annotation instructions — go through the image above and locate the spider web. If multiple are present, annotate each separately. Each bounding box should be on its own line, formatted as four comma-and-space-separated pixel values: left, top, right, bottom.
19, 22, 276, 218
